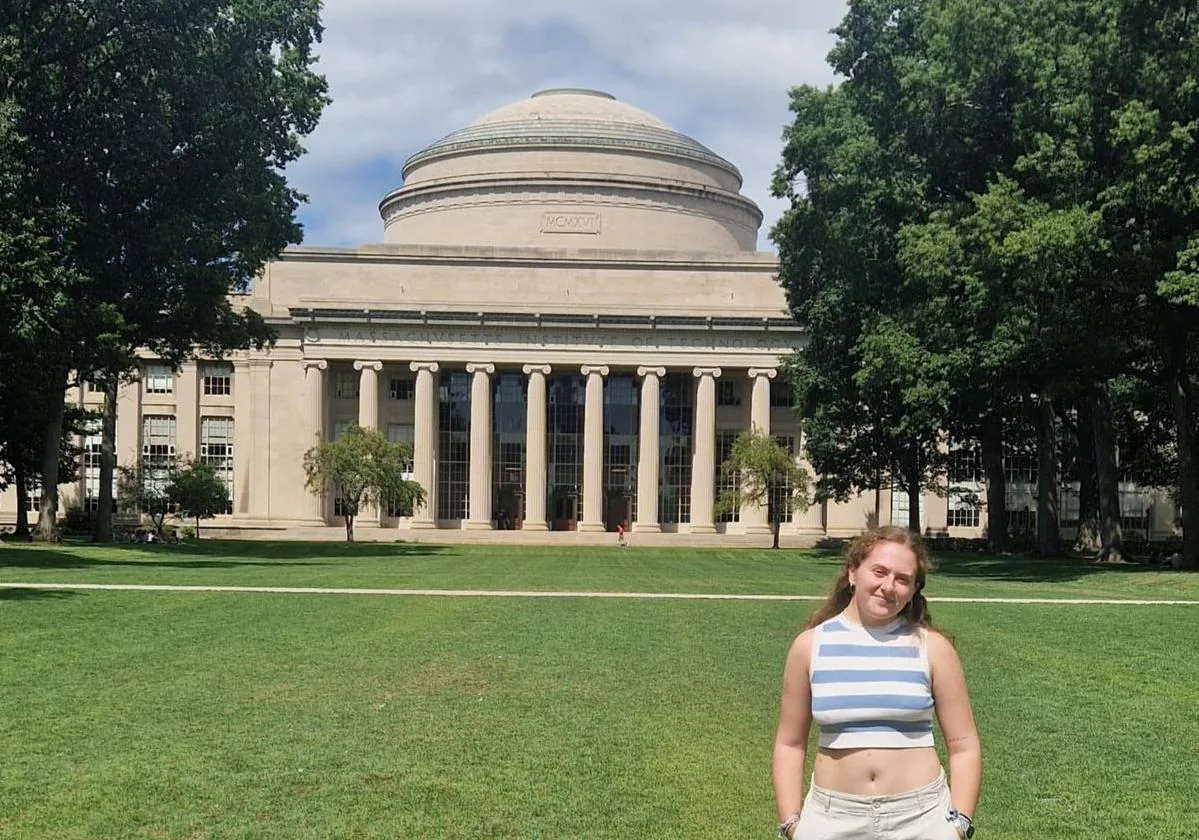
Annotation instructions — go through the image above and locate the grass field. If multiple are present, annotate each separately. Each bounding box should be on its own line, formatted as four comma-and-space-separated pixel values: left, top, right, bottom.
2, 541, 1197, 839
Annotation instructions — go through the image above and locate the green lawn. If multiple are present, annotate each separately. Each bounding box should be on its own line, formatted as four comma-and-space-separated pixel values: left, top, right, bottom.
2, 539, 1198, 601
1, 542, 1197, 839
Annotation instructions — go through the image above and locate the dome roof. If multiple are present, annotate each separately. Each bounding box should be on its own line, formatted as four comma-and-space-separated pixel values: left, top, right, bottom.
401, 88, 742, 184
380, 89, 763, 252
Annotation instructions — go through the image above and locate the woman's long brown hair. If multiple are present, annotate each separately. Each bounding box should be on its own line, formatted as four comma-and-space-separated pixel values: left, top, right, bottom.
806, 526, 936, 630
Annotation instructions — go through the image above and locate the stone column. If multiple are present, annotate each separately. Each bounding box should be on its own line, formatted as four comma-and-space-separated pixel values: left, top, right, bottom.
466, 363, 495, 529
634, 366, 664, 533
796, 426, 827, 536
741, 368, 777, 535
354, 360, 384, 525
302, 360, 328, 523
354, 361, 383, 431
522, 364, 551, 531
690, 367, 721, 533
248, 359, 273, 520
579, 364, 609, 532
115, 378, 142, 474
231, 360, 252, 516
409, 361, 440, 529
175, 362, 199, 460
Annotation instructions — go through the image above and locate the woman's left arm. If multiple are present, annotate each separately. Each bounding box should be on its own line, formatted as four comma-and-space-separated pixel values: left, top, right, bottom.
928, 630, 982, 820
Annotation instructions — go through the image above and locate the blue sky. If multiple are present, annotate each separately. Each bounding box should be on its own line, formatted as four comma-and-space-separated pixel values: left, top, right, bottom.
287, 0, 848, 251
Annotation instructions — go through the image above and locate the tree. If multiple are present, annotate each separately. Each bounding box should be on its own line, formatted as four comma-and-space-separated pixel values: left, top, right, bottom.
1, 0, 328, 541
771, 5, 958, 531
715, 429, 811, 549
167, 461, 229, 540
117, 463, 176, 537
777, 0, 1199, 565
303, 426, 425, 542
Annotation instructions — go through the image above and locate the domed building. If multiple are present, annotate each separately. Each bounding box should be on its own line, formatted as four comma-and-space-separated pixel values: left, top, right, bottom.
15, 88, 1082, 541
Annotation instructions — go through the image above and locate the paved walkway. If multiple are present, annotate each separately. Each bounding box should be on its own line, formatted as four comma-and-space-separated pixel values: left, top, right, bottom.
3, 581, 1197, 605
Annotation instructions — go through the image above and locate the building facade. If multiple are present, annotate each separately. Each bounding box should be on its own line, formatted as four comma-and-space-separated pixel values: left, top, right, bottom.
0, 89, 1180, 541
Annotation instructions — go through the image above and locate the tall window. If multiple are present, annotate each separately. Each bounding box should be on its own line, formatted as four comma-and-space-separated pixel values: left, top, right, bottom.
385, 423, 416, 517
715, 430, 740, 523
947, 504, 981, 528
200, 417, 234, 514
25, 479, 42, 512
769, 378, 794, 408
143, 364, 174, 395
202, 363, 233, 396
547, 375, 585, 528
437, 372, 471, 520
1003, 451, 1038, 485
492, 374, 527, 526
603, 375, 639, 529
948, 438, 982, 528
949, 440, 982, 483
389, 377, 414, 401
659, 373, 694, 524
82, 420, 117, 513
716, 380, 742, 407
141, 415, 176, 495
334, 371, 359, 399
772, 434, 797, 525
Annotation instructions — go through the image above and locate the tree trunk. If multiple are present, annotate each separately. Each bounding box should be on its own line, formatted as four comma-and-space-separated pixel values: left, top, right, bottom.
94, 377, 118, 543
905, 443, 921, 532
772, 515, 780, 550
33, 395, 66, 542
195, 515, 202, 540
1169, 368, 1197, 570
1073, 399, 1101, 551
345, 515, 354, 542
13, 460, 30, 538
1089, 387, 1123, 562
1036, 390, 1062, 556
980, 411, 1006, 552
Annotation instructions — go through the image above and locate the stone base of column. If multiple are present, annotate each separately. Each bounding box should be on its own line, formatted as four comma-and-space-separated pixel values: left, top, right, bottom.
409, 518, 438, 530
743, 524, 774, 536
521, 521, 549, 531
632, 522, 661, 533
464, 520, 494, 531
798, 525, 828, 536
690, 524, 718, 534
578, 521, 606, 533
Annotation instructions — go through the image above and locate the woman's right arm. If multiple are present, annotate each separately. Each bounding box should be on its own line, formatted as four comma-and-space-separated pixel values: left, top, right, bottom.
772, 629, 814, 828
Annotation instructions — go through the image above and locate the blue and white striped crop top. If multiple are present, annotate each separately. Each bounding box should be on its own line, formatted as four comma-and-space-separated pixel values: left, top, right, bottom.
809, 614, 935, 749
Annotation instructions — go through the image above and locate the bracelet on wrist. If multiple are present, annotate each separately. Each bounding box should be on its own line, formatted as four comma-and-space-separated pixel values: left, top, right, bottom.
777, 813, 800, 838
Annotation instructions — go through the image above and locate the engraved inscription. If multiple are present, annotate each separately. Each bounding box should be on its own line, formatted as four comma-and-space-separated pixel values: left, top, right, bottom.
540, 212, 602, 234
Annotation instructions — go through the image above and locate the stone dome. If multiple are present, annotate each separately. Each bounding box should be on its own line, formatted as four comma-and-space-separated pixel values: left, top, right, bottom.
378, 89, 763, 252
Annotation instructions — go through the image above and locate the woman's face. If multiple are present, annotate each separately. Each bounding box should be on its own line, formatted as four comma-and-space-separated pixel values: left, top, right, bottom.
847, 540, 920, 625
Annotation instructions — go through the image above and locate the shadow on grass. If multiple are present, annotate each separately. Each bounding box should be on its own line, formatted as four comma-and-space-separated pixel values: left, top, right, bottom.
930, 550, 1171, 584
0, 587, 78, 601
0, 539, 454, 570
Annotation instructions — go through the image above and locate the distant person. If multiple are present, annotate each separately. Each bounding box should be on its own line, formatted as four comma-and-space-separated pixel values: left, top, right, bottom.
773, 526, 981, 840
617, 521, 627, 547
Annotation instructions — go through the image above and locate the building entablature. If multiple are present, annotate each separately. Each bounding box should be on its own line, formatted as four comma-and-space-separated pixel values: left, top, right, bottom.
288, 308, 804, 369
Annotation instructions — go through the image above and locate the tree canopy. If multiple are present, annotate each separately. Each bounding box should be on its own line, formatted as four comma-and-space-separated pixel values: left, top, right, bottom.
774, 0, 1199, 565
716, 429, 811, 549
303, 426, 426, 542
0, 0, 328, 540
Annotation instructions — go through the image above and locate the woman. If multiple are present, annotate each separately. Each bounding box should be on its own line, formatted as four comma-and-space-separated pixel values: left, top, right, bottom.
772, 526, 981, 839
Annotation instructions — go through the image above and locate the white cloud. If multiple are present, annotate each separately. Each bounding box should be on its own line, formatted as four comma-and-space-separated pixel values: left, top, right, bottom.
288, 0, 849, 249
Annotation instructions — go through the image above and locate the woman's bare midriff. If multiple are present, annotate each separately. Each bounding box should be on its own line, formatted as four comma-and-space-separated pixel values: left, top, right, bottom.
812, 746, 942, 796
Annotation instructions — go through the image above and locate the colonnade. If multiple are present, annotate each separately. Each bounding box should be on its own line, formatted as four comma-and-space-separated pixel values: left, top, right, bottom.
302, 359, 809, 532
